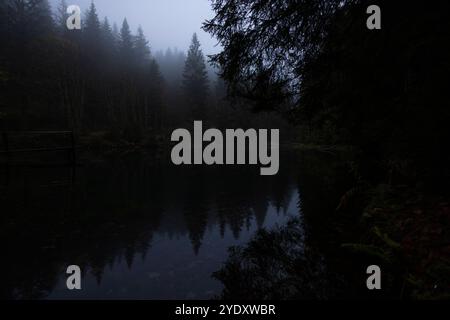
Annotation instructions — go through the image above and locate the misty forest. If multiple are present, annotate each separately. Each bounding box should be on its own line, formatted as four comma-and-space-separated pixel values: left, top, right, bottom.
0, 0, 449, 300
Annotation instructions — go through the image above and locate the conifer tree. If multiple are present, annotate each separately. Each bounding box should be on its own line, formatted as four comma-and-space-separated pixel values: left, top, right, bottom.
34, 0, 54, 34
134, 26, 151, 65
55, 0, 68, 34
83, 1, 101, 48
112, 22, 120, 44
182, 33, 209, 118
119, 18, 134, 63
100, 17, 115, 51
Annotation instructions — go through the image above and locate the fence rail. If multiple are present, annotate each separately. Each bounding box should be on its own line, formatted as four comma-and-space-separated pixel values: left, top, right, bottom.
0, 131, 76, 164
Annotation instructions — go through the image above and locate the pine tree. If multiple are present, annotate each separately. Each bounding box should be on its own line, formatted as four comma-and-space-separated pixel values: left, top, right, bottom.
112, 22, 120, 43
182, 33, 209, 118
147, 59, 164, 129
55, 0, 68, 34
83, 1, 101, 46
34, 0, 54, 34
134, 26, 151, 65
8, 0, 54, 39
99, 17, 116, 68
119, 18, 134, 63
100, 17, 115, 50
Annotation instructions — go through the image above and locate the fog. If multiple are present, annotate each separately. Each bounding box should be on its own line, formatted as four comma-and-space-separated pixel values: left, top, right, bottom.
49, 0, 220, 55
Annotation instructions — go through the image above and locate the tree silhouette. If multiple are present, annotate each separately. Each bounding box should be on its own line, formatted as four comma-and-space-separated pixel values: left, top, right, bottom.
33, 0, 54, 34
55, 0, 68, 35
134, 25, 151, 66
119, 18, 134, 65
83, 2, 102, 56
182, 33, 209, 119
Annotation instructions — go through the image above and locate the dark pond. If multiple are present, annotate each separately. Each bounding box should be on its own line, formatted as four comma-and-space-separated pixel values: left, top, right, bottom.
0, 150, 355, 300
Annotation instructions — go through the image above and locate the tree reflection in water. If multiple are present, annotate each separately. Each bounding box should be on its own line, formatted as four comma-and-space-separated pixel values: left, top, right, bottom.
0, 151, 309, 300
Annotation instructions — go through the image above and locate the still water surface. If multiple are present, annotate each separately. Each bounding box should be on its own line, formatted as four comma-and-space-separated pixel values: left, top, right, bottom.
1, 151, 325, 299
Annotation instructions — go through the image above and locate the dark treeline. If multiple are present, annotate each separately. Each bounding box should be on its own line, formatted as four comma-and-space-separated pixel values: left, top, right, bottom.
0, 0, 287, 146
204, 0, 450, 298
1, 0, 164, 140
203, 0, 450, 200
205, 0, 450, 187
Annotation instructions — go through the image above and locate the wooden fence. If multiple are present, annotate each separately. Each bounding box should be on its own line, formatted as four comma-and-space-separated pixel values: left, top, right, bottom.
0, 131, 76, 165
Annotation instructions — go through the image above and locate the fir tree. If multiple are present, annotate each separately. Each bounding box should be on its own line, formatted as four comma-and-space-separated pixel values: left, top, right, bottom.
134, 26, 151, 65
100, 17, 115, 50
182, 33, 209, 118
34, 0, 54, 34
55, 0, 68, 34
119, 18, 134, 63
83, 1, 101, 46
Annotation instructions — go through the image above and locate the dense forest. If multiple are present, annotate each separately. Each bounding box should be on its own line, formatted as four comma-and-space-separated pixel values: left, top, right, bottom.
0, 0, 449, 300
1, 0, 161, 138
204, 0, 450, 299
204, 0, 450, 181
0, 0, 287, 147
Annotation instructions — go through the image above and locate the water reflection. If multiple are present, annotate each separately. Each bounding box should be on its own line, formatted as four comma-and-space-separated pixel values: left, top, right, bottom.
0, 152, 300, 299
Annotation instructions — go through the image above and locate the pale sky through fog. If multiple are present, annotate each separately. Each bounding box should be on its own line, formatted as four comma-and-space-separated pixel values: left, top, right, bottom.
49, 0, 220, 55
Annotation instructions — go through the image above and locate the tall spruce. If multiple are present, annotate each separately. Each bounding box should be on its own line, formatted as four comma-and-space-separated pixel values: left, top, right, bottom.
119, 18, 134, 63
83, 1, 101, 49
182, 33, 208, 118
100, 17, 116, 56
55, 0, 68, 34
134, 26, 151, 66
